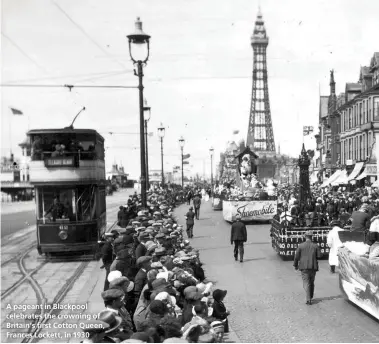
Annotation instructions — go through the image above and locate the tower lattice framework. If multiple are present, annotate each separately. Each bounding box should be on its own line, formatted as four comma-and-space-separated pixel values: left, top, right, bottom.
246, 9, 275, 152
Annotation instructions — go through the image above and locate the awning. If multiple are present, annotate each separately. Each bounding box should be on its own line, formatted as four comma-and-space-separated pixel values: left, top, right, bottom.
346, 162, 364, 182
355, 167, 367, 180
321, 169, 343, 187
331, 170, 348, 185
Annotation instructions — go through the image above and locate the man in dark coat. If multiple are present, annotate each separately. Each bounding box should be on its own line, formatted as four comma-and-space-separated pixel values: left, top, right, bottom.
135, 233, 148, 260
230, 214, 247, 262
293, 231, 322, 305
193, 194, 201, 220
117, 206, 124, 226
101, 233, 116, 291
134, 256, 152, 298
185, 206, 195, 238
110, 249, 133, 279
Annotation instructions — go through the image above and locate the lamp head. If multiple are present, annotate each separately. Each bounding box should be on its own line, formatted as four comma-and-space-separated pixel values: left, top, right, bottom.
158, 123, 165, 138
127, 17, 150, 62
210, 147, 214, 157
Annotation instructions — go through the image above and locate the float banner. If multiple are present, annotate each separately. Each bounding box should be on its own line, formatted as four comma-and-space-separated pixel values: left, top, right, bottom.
338, 247, 379, 320
223, 200, 277, 222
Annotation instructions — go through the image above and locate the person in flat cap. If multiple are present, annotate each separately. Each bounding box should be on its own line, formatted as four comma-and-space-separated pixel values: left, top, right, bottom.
110, 249, 133, 279
101, 232, 116, 292
293, 230, 322, 305
135, 232, 149, 260
134, 256, 152, 297
101, 289, 134, 339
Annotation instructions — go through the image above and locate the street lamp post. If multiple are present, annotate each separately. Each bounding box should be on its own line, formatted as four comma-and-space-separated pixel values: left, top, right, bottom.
210, 147, 214, 190
158, 123, 166, 187
127, 17, 150, 209
179, 136, 185, 188
143, 99, 151, 191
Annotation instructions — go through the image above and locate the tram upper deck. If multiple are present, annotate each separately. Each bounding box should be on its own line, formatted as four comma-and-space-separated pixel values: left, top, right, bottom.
27, 128, 105, 184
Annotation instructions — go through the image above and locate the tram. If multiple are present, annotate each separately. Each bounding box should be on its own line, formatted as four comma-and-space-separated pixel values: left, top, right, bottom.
27, 128, 107, 256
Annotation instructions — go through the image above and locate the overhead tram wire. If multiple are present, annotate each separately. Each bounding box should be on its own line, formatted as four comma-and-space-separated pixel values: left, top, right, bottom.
51, 0, 129, 72
1, 32, 49, 74
0, 84, 137, 90
3, 69, 130, 85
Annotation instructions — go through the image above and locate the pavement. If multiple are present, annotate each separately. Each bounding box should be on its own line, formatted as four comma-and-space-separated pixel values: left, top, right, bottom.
175, 200, 379, 343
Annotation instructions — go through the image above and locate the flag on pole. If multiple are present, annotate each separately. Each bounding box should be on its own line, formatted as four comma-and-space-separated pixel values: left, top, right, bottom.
10, 108, 23, 115
232, 130, 239, 135
303, 126, 314, 136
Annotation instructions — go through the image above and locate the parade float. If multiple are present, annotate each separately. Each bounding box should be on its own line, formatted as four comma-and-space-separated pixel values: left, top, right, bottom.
270, 145, 331, 259
222, 147, 278, 222
338, 232, 379, 320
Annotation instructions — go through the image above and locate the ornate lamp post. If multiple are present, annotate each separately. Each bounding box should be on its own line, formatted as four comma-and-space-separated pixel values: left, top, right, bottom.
127, 17, 150, 208
210, 147, 214, 190
179, 136, 185, 187
143, 99, 151, 191
157, 123, 165, 186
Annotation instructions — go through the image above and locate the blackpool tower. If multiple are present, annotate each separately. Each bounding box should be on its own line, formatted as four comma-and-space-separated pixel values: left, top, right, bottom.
246, 9, 276, 153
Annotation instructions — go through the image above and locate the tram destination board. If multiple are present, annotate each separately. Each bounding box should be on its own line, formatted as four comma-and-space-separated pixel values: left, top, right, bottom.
44, 156, 76, 168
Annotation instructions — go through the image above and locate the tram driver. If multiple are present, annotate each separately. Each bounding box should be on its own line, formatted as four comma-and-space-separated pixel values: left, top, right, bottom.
44, 195, 67, 221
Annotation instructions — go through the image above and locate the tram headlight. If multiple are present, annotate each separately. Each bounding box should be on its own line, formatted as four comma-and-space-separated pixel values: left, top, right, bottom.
58, 231, 68, 240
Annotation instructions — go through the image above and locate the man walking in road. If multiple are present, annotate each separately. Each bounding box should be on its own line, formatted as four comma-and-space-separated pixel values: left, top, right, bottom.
193, 193, 202, 220
293, 230, 322, 305
230, 214, 247, 262
185, 206, 195, 238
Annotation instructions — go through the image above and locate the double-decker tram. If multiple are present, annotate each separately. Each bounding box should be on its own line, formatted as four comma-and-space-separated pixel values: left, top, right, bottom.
27, 128, 107, 258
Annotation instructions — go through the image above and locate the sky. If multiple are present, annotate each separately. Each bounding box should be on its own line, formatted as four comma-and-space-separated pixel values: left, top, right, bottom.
1, 0, 378, 179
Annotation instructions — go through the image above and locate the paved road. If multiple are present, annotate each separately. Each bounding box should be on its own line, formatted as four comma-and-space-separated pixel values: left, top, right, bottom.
1, 211, 36, 237
1, 189, 134, 343
176, 200, 379, 343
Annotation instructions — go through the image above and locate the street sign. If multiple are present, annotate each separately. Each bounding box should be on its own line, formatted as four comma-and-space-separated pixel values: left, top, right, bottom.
183, 161, 189, 165
183, 154, 191, 159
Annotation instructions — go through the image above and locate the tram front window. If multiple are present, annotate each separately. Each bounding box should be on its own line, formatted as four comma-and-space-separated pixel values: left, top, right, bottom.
37, 186, 97, 223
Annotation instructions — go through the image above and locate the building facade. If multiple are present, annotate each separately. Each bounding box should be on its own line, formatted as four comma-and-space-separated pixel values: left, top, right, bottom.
317, 52, 379, 183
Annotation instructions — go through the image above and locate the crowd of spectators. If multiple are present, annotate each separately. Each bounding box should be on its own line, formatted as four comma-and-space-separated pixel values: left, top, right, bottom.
81, 187, 230, 343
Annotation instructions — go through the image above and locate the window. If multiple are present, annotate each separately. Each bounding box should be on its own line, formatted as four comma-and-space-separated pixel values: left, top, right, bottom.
37, 185, 97, 223
359, 103, 362, 125
374, 97, 379, 120
360, 136, 363, 161
349, 108, 352, 129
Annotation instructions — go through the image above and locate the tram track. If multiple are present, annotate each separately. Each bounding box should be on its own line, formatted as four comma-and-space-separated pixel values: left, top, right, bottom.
23, 220, 119, 343
1, 246, 46, 299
